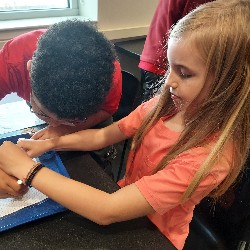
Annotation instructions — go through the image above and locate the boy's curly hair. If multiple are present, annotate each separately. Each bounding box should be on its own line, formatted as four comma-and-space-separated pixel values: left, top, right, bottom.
31, 19, 116, 119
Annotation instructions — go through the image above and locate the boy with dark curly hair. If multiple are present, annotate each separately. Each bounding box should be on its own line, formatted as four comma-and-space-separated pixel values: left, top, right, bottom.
0, 19, 122, 198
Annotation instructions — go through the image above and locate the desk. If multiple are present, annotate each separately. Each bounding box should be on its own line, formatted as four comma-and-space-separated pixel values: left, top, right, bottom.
0, 112, 176, 250
115, 38, 145, 60
114, 37, 145, 80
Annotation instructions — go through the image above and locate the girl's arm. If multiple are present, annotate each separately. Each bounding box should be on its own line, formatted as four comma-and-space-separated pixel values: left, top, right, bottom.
0, 142, 154, 224
32, 168, 153, 224
18, 122, 127, 158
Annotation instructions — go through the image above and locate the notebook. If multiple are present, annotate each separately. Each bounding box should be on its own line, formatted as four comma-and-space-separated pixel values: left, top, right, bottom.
0, 134, 69, 232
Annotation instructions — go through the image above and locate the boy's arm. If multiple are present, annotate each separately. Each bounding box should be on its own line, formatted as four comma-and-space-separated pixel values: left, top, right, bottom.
0, 168, 28, 198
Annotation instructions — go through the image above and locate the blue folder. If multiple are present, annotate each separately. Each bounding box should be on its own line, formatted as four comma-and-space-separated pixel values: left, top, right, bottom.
0, 134, 69, 232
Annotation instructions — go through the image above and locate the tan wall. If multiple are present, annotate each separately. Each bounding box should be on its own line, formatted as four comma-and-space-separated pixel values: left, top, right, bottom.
0, 0, 159, 48
98, 0, 158, 40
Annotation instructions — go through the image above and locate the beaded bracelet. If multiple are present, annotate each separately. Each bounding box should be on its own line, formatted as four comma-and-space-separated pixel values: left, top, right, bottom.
25, 162, 40, 182
17, 162, 40, 185
25, 163, 45, 187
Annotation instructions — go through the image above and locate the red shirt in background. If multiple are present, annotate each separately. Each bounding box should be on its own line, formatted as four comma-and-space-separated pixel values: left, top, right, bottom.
139, 0, 213, 75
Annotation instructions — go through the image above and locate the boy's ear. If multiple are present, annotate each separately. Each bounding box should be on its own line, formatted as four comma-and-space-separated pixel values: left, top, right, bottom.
27, 60, 32, 76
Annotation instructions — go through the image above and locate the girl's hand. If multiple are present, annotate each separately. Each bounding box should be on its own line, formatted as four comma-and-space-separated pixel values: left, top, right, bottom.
17, 138, 52, 158
0, 141, 35, 179
0, 168, 28, 198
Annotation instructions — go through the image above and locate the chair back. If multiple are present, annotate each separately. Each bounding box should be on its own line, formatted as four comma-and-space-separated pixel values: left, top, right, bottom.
184, 154, 250, 249
113, 70, 141, 181
113, 70, 140, 121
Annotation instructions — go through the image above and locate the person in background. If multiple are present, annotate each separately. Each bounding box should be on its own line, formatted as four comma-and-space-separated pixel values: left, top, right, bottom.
1, 1, 250, 249
139, 0, 213, 102
0, 19, 122, 198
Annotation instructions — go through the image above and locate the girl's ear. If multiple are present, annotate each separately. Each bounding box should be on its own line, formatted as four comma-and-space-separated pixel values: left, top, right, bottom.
27, 60, 32, 77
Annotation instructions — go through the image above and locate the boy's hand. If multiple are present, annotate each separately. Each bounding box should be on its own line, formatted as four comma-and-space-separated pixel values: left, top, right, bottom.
0, 168, 28, 198
0, 141, 35, 179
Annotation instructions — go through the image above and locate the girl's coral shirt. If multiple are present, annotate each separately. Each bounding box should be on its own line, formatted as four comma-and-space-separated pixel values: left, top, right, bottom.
117, 97, 233, 250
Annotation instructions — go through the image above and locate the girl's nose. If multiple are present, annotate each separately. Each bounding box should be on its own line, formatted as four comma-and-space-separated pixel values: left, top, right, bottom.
165, 78, 178, 89
169, 82, 178, 89
165, 72, 178, 89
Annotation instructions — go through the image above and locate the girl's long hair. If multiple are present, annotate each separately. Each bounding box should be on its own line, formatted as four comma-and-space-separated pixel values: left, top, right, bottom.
131, 0, 250, 203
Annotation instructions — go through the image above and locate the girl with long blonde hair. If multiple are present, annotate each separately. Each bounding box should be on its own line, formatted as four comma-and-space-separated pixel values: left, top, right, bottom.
0, 1, 249, 249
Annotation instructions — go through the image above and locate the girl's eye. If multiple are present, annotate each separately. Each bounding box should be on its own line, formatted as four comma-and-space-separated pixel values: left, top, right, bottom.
180, 71, 192, 79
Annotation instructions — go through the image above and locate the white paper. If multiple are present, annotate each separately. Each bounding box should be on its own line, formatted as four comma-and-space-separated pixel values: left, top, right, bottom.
0, 188, 48, 217
0, 100, 45, 134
